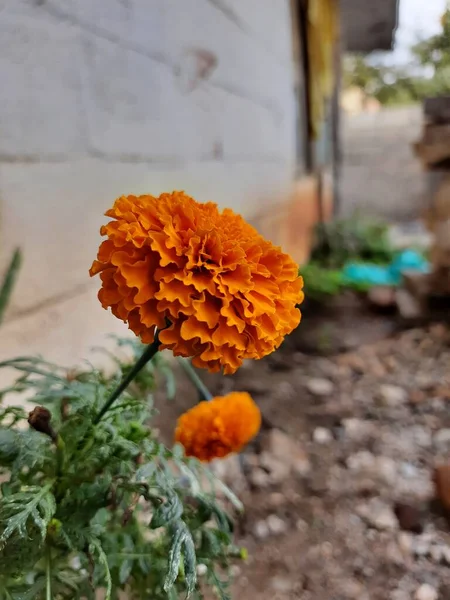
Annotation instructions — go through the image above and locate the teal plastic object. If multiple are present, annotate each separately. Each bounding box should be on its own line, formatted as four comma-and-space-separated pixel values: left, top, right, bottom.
388, 249, 429, 285
342, 250, 429, 288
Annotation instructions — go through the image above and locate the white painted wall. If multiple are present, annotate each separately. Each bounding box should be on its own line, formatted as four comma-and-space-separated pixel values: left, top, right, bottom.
0, 0, 299, 370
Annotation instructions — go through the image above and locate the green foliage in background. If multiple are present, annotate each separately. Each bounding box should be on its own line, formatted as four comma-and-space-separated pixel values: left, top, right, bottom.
0, 338, 242, 599
344, 7, 450, 106
300, 216, 395, 302
310, 216, 394, 269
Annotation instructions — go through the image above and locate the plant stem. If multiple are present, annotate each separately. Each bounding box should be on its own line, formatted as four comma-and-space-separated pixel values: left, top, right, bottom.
178, 358, 213, 401
0, 248, 22, 326
46, 545, 52, 600
94, 336, 161, 424
55, 434, 66, 476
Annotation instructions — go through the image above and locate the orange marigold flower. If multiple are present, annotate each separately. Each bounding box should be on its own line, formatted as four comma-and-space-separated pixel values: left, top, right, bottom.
90, 191, 304, 374
174, 392, 261, 461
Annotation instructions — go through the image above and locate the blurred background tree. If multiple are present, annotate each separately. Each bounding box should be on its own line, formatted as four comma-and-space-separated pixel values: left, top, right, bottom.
344, 5, 450, 106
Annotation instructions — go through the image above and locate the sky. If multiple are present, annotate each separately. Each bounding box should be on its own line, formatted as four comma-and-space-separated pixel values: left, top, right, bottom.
374, 0, 447, 65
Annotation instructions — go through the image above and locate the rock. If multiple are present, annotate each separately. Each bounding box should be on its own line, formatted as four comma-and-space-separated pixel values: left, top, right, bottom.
266, 514, 287, 536
368, 285, 396, 308
270, 576, 293, 593
379, 384, 408, 406
342, 418, 375, 442
313, 427, 333, 444
258, 452, 290, 483
398, 531, 414, 555
268, 492, 286, 507
229, 565, 241, 577
434, 428, 450, 447
433, 464, 450, 510
306, 377, 334, 397
396, 288, 424, 320
261, 429, 310, 478
273, 380, 296, 401
391, 591, 411, 600
296, 518, 308, 532
210, 454, 247, 493
415, 584, 438, 600
376, 456, 398, 485
394, 503, 424, 534
409, 389, 426, 404
346, 451, 397, 485
249, 467, 271, 488
253, 520, 270, 539
357, 499, 398, 531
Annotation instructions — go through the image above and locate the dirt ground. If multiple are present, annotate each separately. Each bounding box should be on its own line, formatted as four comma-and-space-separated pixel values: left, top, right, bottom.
155, 298, 450, 600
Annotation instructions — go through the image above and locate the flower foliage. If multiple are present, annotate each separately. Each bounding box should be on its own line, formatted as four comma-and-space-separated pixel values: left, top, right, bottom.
175, 392, 261, 462
90, 192, 304, 374
0, 338, 241, 600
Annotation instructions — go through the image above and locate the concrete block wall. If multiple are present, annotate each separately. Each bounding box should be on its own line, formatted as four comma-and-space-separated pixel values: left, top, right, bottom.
0, 0, 300, 372
340, 106, 426, 222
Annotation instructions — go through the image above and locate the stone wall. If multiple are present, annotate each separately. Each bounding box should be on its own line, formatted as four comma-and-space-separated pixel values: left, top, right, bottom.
0, 0, 302, 370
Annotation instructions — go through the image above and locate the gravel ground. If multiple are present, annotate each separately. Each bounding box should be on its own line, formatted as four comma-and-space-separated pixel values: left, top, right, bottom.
182, 321, 450, 600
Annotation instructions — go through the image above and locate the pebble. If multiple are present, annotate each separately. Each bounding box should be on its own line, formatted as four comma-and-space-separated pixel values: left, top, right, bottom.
249, 467, 272, 488
266, 514, 288, 536
414, 583, 438, 600
313, 427, 333, 444
357, 499, 398, 531
306, 377, 334, 397
379, 384, 408, 406
270, 576, 293, 593
434, 428, 450, 447
253, 520, 270, 539
262, 429, 311, 477
342, 418, 375, 442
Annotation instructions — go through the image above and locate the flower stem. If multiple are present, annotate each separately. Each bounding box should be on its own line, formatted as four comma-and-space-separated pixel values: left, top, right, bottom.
94, 336, 161, 424
178, 358, 213, 401
55, 434, 66, 476
46, 545, 52, 600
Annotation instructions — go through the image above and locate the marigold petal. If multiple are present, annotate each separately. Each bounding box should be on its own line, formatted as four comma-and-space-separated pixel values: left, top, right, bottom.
90, 191, 304, 373
175, 392, 261, 461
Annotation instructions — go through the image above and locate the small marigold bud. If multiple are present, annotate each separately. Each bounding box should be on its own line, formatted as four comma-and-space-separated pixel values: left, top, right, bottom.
28, 406, 56, 440
175, 392, 261, 462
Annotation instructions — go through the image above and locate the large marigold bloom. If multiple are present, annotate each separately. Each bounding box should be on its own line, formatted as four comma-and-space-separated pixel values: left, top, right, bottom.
90, 192, 303, 374
174, 392, 261, 461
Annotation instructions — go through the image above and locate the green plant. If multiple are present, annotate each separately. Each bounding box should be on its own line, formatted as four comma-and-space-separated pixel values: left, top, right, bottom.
0, 248, 22, 325
310, 216, 394, 270
300, 262, 343, 301
0, 337, 242, 599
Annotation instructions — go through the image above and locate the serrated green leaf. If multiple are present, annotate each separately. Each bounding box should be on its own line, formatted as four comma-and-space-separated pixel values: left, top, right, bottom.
151, 492, 183, 529
119, 559, 133, 585
0, 484, 55, 547
89, 538, 112, 600
183, 530, 197, 596
135, 461, 156, 481
164, 521, 189, 592
0, 428, 19, 466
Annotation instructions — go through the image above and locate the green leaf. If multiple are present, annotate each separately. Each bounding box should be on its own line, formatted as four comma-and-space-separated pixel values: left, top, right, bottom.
0, 484, 55, 548
0, 248, 22, 326
151, 491, 183, 529
135, 461, 156, 481
89, 538, 112, 600
119, 559, 133, 585
0, 428, 19, 466
164, 521, 189, 592
183, 530, 197, 596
